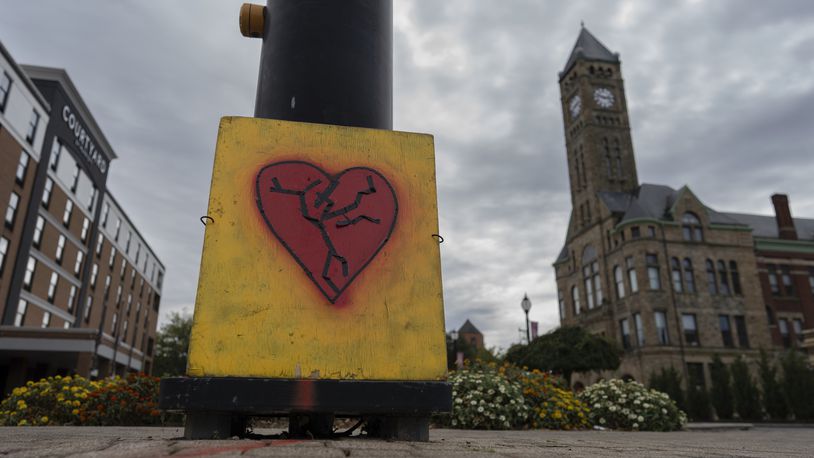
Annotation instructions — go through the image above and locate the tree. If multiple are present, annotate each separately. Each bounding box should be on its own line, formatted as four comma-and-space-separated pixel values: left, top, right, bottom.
648, 366, 685, 412
446, 335, 499, 370
152, 311, 193, 377
730, 356, 761, 421
685, 385, 712, 421
757, 349, 787, 420
709, 354, 733, 419
780, 350, 814, 421
503, 326, 621, 386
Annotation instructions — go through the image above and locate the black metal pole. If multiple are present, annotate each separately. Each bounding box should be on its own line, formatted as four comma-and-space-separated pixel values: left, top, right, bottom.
254, 0, 393, 130
525, 311, 530, 344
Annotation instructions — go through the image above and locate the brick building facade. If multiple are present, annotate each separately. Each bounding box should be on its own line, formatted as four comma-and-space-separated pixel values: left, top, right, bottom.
0, 41, 164, 394
552, 27, 809, 389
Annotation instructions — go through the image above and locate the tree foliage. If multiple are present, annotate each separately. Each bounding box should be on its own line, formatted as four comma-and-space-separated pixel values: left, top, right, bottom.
709, 354, 733, 420
648, 366, 685, 411
152, 312, 193, 377
780, 350, 814, 421
503, 326, 621, 386
730, 356, 761, 421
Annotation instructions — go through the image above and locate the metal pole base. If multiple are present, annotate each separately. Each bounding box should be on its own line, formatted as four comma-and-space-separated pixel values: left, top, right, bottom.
366, 416, 430, 442
184, 413, 248, 439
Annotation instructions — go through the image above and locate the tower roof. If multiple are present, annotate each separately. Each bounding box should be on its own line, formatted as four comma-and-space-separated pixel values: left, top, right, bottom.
458, 319, 482, 335
561, 26, 619, 78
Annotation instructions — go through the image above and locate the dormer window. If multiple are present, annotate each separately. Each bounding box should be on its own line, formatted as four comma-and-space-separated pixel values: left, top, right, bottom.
681, 212, 703, 241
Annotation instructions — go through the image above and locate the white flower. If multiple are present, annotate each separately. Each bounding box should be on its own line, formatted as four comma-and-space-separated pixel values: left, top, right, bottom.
632, 423, 639, 429
662, 408, 667, 414
470, 400, 477, 405
451, 419, 457, 426
599, 418, 606, 424
455, 398, 462, 404
477, 406, 484, 413
499, 415, 505, 421
637, 416, 644, 422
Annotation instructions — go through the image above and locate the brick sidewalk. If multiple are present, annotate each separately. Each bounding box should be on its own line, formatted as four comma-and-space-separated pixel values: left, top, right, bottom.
0, 426, 811, 457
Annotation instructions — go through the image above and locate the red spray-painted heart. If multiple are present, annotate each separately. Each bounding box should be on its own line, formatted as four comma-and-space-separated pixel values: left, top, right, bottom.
255, 161, 398, 303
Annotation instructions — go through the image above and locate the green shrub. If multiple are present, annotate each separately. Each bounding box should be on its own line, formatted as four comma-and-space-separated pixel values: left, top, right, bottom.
758, 349, 787, 420
648, 366, 685, 412
709, 355, 733, 420
685, 385, 712, 421
780, 350, 814, 421
578, 379, 686, 431
730, 356, 761, 421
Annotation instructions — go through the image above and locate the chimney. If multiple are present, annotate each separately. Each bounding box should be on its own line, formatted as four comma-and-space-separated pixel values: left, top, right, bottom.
771, 194, 797, 240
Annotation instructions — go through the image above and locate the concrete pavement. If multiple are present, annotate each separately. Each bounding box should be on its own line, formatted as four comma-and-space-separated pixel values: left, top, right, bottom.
0, 425, 811, 457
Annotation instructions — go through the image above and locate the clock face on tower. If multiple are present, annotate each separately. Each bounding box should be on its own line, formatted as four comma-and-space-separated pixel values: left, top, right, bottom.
593, 87, 615, 108
569, 95, 582, 119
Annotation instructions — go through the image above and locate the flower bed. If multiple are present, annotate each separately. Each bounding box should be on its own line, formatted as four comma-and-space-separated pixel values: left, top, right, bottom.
578, 379, 686, 431
0, 373, 160, 427
514, 368, 589, 430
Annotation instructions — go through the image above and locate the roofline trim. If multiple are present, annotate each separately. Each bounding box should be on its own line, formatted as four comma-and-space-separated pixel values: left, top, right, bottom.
0, 41, 51, 112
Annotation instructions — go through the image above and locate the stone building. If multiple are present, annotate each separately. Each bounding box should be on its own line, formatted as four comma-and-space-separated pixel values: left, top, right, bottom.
552, 27, 811, 389
0, 41, 164, 394
458, 319, 484, 350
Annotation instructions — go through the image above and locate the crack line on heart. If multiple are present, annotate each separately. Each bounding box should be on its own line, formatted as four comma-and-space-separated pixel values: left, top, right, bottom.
268, 173, 383, 295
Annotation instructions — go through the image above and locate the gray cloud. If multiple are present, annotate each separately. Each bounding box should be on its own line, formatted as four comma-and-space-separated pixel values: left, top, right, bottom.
3, 1, 813, 350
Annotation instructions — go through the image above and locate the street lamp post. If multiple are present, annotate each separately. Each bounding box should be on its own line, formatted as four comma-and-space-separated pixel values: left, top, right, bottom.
521, 294, 532, 344
450, 330, 459, 369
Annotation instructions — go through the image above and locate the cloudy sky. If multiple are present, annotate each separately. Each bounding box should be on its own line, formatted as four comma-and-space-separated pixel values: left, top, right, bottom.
3, 1, 814, 350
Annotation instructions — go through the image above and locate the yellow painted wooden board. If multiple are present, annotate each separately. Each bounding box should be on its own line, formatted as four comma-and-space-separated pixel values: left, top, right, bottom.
187, 117, 447, 381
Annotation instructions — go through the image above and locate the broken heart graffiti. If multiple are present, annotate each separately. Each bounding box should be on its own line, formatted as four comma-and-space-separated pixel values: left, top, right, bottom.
255, 161, 398, 303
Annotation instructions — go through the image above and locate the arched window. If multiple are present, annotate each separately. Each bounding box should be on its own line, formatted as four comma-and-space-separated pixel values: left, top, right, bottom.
558, 290, 565, 320
671, 257, 683, 293
683, 258, 696, 293
682, 212, 703, 241
582, 246, 602, 308
729, 261, 742, 295
706, 259, 718, 294
572, 285, 581, 315
614, 265, 625, 299
717, 260, 731, 295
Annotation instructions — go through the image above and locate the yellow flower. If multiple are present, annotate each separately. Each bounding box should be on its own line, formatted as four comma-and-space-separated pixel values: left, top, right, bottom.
539, 411, 546, 418
72, 409, 80, 415
17, 419, 28, 426
73, 400, 81, 407
40, 416, 49, 424
553, 410, 563, 419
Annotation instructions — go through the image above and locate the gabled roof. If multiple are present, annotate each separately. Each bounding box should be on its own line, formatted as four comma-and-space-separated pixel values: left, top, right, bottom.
561, 26, 620, 78
458, 319, 482, 335
723, 212, 814, 241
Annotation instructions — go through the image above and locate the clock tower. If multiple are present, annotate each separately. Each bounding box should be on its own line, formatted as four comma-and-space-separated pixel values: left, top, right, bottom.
559, 26, 639, 230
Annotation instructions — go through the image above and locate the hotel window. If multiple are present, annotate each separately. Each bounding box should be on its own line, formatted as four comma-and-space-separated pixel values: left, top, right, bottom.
614, 265, 625, 299
14, 300, 27, 326
734, 315, 749, 348
130, 269, 136, 289
680, 259, 695, 292
729, 261, 742, 295
631, 226, 641, 239
90, 263, 98, 288
111, 312, 118, 336
23, 256, 36, 290
102, 202, 110, 227
104, 274, 111, 299
84, 296, 93, 322
126, 294, 132, 314
122, 320, 129, 341
67, 285, 77, 313
63, 200, 73, 227
116, 285, 123, 306
0, 237, 8, 276
25, 110, 40, 144
74, 251, 83, 276
768, 265, 780, 295
778, 319, 790, 348
626, 256, 638, 293
126, 231, 132, 253
33, 216, 45, 247
120, 261, 126, 280
70, 165, 81, 193
780, 265, 794, 296
87, 186, 98, 211
646, 254, 661, 290
0, 71, 11, 112
671, 257, 683, 293
572, 285, 581, 315
792, 319, 804, 344
682, 313, 699, 346
115, 218, 121, 241
96, 233, 104, 256
717, 260, 730, 295
809, 268, 814, 295
719, 315, 733, 348
681, 212, 703, 241
49, 140, 61, 171
81, 218, 90, 242
135, 244, 141, 264
620, 318, 631, 350
109, 247, 116, 268
558, 290, 565, 320
655, 311, 669, 345
47, 272, 59, 302
16, 152, 29, 185
5, 192, 20, 228
56, 234, 66, 263
41, 311, 51, 328
634, 313, 644, 346
42, 178, 54, 208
